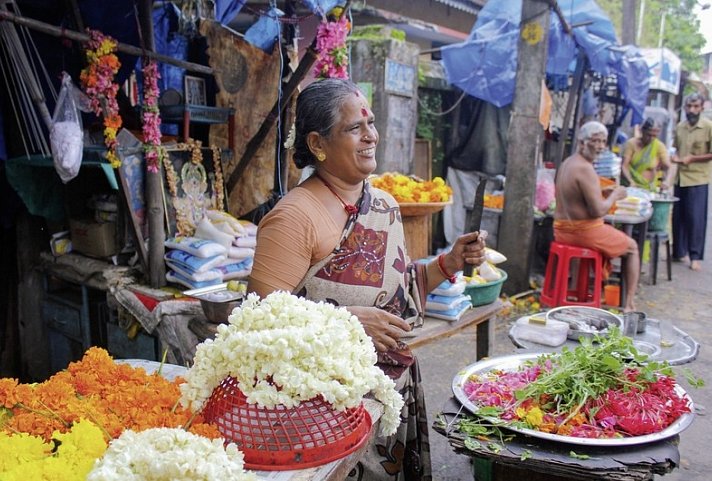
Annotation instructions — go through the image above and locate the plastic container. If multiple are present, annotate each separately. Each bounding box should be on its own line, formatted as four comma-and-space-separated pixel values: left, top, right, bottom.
513, 315, 569, 347
649, 197, 678, 232
465, 269, 508, 306
604, 284, 620, 306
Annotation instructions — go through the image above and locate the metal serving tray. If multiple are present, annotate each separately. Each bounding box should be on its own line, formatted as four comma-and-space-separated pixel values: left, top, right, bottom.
452, 353, 695, 446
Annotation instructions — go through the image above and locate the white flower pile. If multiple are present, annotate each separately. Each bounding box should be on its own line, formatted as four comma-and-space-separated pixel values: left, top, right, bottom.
87, 427, 256, 481
180, 291, 404, 436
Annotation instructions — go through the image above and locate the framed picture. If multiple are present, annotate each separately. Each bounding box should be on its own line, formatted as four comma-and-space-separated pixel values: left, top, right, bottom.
184, 75, 207, 106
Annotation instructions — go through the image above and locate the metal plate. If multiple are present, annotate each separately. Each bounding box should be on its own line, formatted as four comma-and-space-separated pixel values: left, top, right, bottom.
115, 359, 187, 382
545, 306, 623, 341
452, 353, 695, 446
184, 282, 245, 303
510, 318, 700, 366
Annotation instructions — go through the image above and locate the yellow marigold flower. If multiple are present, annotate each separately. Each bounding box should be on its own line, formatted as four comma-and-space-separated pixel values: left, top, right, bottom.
0, 432, 50, 471
106, 151, 121, 168
516, 406, 544, 427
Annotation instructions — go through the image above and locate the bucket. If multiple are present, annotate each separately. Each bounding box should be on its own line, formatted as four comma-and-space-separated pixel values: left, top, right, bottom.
649, 198, 678, 232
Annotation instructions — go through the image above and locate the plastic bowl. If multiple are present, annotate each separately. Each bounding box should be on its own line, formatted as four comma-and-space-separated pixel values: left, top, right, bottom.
464, 269, 508, 307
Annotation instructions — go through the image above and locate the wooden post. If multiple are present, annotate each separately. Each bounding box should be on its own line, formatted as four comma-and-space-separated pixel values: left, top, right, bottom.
0, 8, 214, 76
498, 0, 551, 294
621, 0, 637, 45
554, 51, 587, 169
138, 0, 166, 287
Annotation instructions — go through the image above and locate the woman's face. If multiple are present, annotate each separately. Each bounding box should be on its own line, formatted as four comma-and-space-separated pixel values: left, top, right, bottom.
320, 93, 379, 182
641, 127, 659, 145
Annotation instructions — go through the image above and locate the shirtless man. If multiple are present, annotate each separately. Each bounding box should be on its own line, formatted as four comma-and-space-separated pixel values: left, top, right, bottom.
553, 121, 640, 312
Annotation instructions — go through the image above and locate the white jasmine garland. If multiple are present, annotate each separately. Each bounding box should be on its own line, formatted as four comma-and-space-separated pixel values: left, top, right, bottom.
87, 427, 256, 481
180, 291, 405, 436
283, 123, 296, 149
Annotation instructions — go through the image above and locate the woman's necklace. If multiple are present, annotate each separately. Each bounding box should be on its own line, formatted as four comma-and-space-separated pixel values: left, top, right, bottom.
315, 173, 360, 215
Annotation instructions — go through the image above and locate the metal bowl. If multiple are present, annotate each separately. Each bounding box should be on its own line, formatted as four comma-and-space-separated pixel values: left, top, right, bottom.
545, 306, 623, 342
199, 298, 242, 324
184, 283, 246, 324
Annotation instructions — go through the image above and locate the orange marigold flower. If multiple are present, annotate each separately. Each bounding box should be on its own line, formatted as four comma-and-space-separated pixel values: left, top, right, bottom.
0, 378, 19, 408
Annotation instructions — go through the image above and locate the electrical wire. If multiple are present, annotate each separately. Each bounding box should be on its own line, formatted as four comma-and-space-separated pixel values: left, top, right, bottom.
273, 0, 285, 197
417, 90, 467, 117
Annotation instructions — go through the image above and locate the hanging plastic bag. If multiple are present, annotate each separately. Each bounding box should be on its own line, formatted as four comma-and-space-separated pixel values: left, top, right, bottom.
50, 73, 89, 183
535, 168, 556, 214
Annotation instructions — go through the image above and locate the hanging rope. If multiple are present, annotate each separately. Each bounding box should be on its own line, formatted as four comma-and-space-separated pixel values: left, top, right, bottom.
0, 1, 54, 156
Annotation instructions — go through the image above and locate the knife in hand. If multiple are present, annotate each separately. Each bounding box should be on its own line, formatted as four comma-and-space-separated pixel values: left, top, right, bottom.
463, 178, 487, 277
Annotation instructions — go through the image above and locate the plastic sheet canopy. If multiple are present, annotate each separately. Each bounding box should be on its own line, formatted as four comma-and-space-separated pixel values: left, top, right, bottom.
441, 0, 650, 123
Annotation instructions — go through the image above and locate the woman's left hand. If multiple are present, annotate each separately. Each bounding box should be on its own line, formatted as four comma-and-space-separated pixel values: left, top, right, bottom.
443, 231, 487, 274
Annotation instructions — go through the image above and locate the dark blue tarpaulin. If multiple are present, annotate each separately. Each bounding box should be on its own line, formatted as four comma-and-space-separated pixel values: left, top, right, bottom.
215, 0, 247, 25
441, 0, 650, 124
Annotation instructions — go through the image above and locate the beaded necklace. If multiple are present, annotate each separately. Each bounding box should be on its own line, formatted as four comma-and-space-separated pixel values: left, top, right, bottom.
315, 173, 361, 216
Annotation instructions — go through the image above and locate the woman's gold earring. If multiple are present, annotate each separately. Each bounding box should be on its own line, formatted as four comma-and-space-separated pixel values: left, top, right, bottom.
317, 152, 326, 162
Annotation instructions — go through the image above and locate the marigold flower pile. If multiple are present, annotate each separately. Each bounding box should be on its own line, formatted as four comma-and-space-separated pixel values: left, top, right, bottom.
80, 29, 122, 168
0, 347, 222, 479
370, 172, 452, 203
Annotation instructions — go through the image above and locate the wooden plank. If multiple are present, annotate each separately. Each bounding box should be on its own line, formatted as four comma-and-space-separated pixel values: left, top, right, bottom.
406, 299, 505, 354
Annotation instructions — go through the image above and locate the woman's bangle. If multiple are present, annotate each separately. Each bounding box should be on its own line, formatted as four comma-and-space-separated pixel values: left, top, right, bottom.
437, 253, 457, 283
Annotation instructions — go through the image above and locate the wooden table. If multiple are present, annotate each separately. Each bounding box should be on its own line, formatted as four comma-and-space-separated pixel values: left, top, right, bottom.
405, 298, 505, 360
435, 397, 679, 481
191, 299, 507, 362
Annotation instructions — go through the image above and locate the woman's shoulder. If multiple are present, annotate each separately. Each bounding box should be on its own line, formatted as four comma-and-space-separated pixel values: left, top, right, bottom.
261, 187, 322, 222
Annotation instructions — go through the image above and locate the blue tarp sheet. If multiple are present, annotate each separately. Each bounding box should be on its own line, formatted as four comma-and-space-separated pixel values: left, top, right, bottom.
441, 0, 650, 124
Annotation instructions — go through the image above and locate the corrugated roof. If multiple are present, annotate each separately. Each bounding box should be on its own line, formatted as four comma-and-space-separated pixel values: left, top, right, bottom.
433, 0, 485, 15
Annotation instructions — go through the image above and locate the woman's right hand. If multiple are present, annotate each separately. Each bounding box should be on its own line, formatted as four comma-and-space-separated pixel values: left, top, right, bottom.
346, 306, 411, 352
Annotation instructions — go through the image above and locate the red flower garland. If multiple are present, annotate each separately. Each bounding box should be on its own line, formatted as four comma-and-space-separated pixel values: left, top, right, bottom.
141, 60, 164, 173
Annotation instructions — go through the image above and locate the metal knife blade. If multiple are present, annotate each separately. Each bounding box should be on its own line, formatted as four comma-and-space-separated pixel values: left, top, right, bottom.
463, 179, 487, 277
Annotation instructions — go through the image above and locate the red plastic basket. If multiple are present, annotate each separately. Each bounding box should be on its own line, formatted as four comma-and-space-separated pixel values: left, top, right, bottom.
201, 376, 372, 470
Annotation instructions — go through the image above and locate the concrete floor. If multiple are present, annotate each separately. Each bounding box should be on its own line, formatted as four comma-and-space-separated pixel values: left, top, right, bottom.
414, 197, 712, 481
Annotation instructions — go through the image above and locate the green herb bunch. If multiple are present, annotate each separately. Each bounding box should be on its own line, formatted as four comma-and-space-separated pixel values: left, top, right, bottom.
513, 328, 672, 423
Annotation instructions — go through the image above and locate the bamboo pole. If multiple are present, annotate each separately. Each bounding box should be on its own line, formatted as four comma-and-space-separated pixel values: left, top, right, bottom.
0, 8, 214, 76
0, 4, 52, 131
226, 46, 319, 193
136, 0, 167, 288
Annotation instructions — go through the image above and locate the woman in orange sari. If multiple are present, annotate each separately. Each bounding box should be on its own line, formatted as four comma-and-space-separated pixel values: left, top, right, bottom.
249, 79, 487, 480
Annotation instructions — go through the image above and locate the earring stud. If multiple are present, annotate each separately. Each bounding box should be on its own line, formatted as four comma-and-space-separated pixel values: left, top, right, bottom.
317, 152, 326, 162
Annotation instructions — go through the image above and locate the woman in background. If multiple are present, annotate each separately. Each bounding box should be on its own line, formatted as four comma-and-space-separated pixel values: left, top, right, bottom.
621, 117, 674, 192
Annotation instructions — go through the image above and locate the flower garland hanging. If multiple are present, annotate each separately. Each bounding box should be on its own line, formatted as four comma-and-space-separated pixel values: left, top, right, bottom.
141, 60, 165, 174
313, 14, 351, 79
80, 29, 122, 168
